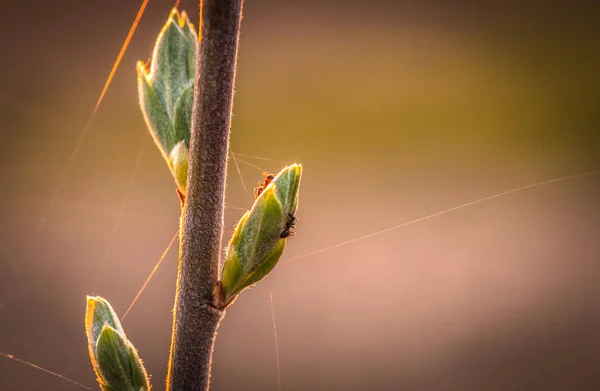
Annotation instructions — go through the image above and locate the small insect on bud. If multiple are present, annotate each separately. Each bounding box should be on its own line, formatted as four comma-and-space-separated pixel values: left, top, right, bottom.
85, 296, 150, 391
219, 164, 302, 308
254, 173, 275, 199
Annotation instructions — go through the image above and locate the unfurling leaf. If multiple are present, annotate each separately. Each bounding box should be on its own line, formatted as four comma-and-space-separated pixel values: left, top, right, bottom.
220, 164, 302, 307
85, 296, 150, 391
137, 7, 197, 196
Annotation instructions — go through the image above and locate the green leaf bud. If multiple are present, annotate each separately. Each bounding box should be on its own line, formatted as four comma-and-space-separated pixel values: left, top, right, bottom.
137, 7, 197, 194
219, 164, 302, 307
85, 296, 150, 391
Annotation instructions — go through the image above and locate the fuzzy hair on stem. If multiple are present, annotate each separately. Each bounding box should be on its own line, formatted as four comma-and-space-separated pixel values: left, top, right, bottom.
166, 0, 244, 390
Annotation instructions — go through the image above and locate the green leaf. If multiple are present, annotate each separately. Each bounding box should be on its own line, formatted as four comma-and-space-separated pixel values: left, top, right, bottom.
235, 187, 285, 269
150, 9, 197, 120
173, 85, 194, 149
96, 326, 135, 391
137, 67, 175, 156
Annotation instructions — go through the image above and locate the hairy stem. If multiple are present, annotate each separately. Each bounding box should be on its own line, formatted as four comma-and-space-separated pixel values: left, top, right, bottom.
166, 0, 243, 390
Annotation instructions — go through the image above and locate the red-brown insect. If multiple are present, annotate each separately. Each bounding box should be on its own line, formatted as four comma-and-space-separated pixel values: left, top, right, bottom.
254, 173, 275, 199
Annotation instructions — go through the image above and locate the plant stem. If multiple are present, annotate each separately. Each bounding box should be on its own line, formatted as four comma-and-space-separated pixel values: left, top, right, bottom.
166, 0, 243, 390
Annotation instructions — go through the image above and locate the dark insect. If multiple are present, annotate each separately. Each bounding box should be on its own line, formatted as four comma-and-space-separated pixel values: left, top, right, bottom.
254, 173, 275, 199
280, 213, 297, 239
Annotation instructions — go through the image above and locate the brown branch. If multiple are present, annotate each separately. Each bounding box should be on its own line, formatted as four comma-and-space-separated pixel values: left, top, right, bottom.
166, 0, 244, 390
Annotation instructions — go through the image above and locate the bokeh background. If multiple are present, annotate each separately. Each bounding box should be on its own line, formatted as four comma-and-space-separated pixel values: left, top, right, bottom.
1, 0, 599, 390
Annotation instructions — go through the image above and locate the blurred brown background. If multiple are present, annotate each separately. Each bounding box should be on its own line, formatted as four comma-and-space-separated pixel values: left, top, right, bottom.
1, 0, 599, 390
